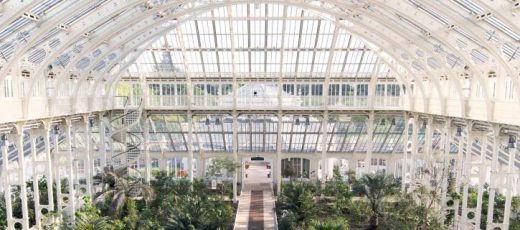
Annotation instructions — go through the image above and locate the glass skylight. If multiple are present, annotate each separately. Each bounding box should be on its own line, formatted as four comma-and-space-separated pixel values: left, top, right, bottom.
126, 4, 391, 79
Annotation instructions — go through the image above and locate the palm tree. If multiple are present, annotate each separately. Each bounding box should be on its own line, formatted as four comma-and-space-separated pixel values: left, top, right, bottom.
352, 172, 399, 229
276, 182, 318, 228
93, 166, 155, 217
74, 215, 111, 230
161, 195, 206, 229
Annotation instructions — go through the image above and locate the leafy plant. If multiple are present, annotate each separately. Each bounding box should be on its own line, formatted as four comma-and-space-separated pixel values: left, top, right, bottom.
309, 217, 349, 230
75, 197, 113, 230
0, 196, 7, 229
206, 157, 239, 178
276, 182, 318, 229
352, 172, 400, 229
93, 167, 155, 217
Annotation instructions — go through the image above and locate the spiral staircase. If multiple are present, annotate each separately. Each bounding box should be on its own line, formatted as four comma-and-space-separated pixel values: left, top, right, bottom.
107, 96, 144, 171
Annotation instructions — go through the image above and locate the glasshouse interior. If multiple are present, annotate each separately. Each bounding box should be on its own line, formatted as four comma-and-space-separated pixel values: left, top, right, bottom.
0, 1, 520, 229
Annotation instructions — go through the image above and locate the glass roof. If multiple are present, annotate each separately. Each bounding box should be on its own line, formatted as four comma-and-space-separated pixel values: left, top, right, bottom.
0, 0, 516, 88
125, 5, 392, 79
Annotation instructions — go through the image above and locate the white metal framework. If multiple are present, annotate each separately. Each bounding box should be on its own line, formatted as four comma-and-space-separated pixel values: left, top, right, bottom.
0, 0, 519, 229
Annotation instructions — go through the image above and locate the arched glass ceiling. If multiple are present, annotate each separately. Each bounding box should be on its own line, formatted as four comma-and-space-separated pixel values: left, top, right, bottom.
123, 4, 394, 80
0, 0, 517, 98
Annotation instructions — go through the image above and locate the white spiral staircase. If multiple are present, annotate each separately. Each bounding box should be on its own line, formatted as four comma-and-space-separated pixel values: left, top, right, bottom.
107, 96, 144, 170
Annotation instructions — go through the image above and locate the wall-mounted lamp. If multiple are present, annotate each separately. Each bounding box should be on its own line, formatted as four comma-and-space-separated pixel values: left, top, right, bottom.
380, 119, 386, 125
205, 118, 210, 126
305, 117, 310, 126
456, 126, 462, 137
53, 125, 60, 135
508, 135, 516, 149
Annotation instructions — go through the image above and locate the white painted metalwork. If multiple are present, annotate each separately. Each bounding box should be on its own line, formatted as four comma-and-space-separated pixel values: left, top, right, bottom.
0, 1, 519, 229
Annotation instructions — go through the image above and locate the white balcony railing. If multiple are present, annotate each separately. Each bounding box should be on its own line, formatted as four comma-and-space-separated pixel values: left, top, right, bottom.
139, 95, 403, 110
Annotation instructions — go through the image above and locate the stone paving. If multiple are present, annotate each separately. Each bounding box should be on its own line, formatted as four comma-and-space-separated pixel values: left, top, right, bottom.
234, 163, 277, 230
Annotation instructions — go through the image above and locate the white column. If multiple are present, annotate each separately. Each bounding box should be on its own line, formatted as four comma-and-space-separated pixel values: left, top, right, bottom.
474, 131, 487, 229
453, 122, 464, 229
53, 129, 63, 214
424, 117, 433, 158
348, 159, 357, 176
486, 125, 500, 229
196, 155, 205, 178
43, 125, 55, 212
459, 124, 472, 229
200, 157, 206, 178
99, 114, 107, 168
174, 157, 178, 178
410, 114, 419, 185
107, 115, 114, 166
166, 158, 170, 177
187, 112, 194, 182
14, 131, 30, 229
2, 136, 14, 228
65, 120, 76, 218
232, 111, 238, 202
321, 112, 329, 182
158, 154, 165, 172
30, 131, 42, 228
276, 111, 282, 195
386, 159, 395, 176
423, 116, 433, 189
365, 111, 374, 174
83, 118, 92, 197
143, 113, 151, 183
17, 132, 30, 229
401, 113, 409, 191
439, 119, 451, 224
502, 141, 516, 229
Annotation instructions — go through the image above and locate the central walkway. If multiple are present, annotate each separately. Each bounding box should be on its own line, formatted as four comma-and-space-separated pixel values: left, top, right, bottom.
234, 162, 277, 230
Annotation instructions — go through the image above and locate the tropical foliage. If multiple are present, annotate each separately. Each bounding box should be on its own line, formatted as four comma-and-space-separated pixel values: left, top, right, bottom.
206, 157, 239, 178
275, 168, 520, 230
0, 168, 236, 230
92, 167, 155, 218
2, 165, 520, 229
351, 172, 400, 228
